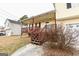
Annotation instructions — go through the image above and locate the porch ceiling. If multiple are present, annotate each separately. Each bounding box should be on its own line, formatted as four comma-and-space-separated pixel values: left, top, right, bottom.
23, 10, 55, 24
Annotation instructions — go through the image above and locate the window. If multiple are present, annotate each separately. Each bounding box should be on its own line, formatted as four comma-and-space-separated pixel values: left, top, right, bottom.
67, 3, 71, 9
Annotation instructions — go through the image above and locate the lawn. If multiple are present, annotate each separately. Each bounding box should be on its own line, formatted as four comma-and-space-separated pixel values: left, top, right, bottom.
0, 35, 31, 55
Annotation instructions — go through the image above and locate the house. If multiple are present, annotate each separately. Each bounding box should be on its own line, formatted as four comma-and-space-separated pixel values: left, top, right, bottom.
55, 3, 79, 49
4, 19, 21, 36
55, 3, 79, 29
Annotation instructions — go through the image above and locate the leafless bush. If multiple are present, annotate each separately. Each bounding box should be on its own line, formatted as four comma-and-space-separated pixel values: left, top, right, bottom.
43, 24, 79, 50
56, 25, 79, 49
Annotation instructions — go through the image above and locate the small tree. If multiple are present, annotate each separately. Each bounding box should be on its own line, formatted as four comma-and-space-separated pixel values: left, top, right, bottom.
20, 15, 28, 20
19, 15, 28, 25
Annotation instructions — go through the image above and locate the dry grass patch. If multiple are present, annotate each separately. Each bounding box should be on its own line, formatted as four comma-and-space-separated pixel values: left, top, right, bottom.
0, 35, 31, 55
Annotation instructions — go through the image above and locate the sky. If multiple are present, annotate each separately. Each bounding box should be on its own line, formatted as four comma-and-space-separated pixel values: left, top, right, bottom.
0, 1, 54, 26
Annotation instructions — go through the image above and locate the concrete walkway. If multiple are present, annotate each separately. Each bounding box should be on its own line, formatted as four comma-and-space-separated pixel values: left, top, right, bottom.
11, 44, 44, 56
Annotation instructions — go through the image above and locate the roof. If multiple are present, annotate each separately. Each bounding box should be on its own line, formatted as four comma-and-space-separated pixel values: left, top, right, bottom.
23, 10, 55, 24
5, 19, 21, 24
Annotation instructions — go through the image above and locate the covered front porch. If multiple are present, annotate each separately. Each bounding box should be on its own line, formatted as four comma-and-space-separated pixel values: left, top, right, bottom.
22, 10, 56, 45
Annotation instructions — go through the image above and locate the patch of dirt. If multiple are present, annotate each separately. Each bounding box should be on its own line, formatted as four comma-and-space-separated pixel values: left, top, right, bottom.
73, 50, 79, 56
43, 48, 73, 56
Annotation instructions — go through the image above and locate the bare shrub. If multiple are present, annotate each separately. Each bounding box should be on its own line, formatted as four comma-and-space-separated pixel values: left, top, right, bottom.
56, 25, 79, 49
43, 24, 79, 52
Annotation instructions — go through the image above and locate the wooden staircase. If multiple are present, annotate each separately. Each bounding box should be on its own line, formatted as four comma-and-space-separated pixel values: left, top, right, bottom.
28, 28, 46, 45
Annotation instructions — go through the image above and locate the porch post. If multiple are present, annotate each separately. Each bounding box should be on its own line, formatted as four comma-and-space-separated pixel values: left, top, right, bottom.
29, 24, 30, 30
39, 22, 41, 28
35, 23, 37, 28
32, 24, 33, 29
32, 18, 34, 29
53, 3, 57, 32
55, 14, 57, 32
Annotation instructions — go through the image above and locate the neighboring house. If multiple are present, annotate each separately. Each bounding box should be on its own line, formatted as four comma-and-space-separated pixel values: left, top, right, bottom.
4, 19, 21, 36
55, 3, 79, 49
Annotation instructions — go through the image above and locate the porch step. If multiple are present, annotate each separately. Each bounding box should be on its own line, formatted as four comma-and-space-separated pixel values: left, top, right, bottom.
31, 40, 42, 45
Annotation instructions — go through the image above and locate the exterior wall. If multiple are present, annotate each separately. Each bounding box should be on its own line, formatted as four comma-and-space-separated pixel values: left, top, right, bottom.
6, 29, 12, 36
55, 3, 79, 20
10, 23, 21, 35
5, 20, 11, 36
61, 19, 79, 25
55, 3, 79, 26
